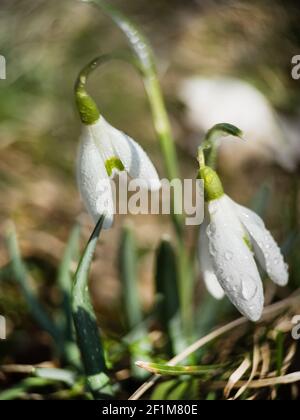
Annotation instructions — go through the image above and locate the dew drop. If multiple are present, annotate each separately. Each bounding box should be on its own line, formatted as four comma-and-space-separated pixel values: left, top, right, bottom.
224, 251, 233, 261
209, 201, 218, 214
241, 277, 258, 301
209, 222, 217, 235
209, 243, 217, 256
217, 268, 225, 276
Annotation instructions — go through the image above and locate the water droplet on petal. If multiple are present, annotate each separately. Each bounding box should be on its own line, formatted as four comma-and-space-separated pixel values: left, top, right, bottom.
209, 201, 219, 214
224, 251, 233, 261
209, 222, 217, 234
209, 243, 217, 256
241, 277, 258, 301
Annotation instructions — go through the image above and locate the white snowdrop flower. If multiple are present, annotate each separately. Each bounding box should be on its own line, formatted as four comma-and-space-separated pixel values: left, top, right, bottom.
75, 79, 160, 229
179, 77, 300, 171
199, 164, 288, 322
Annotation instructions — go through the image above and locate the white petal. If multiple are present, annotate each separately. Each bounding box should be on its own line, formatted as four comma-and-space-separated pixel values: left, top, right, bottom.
232, 200, 289, 286
207, 196, 264, 321
88, 118, 116, 166
77, 126, 114, 229
199, 221, 225, 300
101, 119, 161, 191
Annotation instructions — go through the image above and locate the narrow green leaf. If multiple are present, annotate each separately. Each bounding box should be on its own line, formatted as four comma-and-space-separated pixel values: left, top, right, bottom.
57, 224, 81, 368
35, 368, 76, 387
72, 216, 112, 399
5, 223, 63, 348
0, 377, 54, 401
119, 225, 143, 329
150, 379, 178, 400
58, 224, 80, 338
136, 361, 221, 377
155, 237, 183, 356
119, 224, 151, 379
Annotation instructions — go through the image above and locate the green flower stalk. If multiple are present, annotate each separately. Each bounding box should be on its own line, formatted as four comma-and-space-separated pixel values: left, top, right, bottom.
78, 0, 194, 342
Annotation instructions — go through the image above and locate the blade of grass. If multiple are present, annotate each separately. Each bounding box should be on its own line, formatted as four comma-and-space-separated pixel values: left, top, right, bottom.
119, 224, 151, 379
57, 224, 81, 368
136, 361, 223, 376
5, 223, 63, 350
34, 368, 76, 387
155, 237, 183, 356
0, 377, 55, 400
72, 216, 113, 399
58, 224, 80, 340
119, 225, 143, 329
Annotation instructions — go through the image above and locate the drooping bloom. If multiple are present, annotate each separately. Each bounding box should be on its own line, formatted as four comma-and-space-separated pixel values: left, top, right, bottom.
77, 116, 161, 228
75, 74, 160, 228
199, 165, 288, 322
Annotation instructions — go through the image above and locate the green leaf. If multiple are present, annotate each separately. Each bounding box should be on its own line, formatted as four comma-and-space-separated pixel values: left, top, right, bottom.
119, 224, 151, 379
150, 378, 198, 400
155, 238, 183, 356
72, 216, 113, 399
57, 224, 81, 368
150, 379, 178, 400
136, 361, 222, 376
0, 377, 54, 401
5, 223, 63, 349
34, 368, 76, 387
119, 225, 143, 329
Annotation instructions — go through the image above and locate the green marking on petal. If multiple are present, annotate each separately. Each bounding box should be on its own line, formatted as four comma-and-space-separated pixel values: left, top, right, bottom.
199, 166, 224, 202
105, 157, 125, 177
243, 235, 253, 251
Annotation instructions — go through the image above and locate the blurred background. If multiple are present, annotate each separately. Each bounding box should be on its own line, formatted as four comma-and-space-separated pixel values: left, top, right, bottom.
0, 0, 300, 399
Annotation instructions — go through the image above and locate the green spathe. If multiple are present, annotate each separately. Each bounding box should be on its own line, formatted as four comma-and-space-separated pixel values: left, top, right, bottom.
75, 87, 100, 125
199, 166, 224, 202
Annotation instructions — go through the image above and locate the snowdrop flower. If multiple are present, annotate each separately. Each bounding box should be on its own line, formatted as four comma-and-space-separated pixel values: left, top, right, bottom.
179, 77, 300, 171
198, 127, 289, 321
75, 69, 161, 229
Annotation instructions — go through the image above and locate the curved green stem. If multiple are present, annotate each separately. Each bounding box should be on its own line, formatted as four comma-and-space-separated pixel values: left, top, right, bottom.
75, 51, 137, 125
199, 123, 244, 169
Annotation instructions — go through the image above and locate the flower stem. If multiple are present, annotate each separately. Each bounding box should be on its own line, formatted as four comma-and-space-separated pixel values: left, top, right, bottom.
78, 0, 193, 342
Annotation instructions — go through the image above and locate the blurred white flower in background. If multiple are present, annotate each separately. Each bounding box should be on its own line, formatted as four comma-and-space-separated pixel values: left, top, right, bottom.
179, 77, 300, 171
